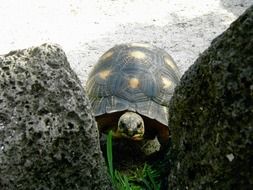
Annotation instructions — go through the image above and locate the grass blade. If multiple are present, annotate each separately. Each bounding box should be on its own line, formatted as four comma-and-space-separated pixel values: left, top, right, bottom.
147, 169, 160, 190
106, 130, 114, 180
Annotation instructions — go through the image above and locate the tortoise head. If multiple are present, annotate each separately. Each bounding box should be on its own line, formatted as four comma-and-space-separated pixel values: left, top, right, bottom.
116, 112, 145, 140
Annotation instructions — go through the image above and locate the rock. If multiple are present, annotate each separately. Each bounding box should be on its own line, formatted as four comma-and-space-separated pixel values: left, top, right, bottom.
0, 44, 112, 189
167, 6, 253, 189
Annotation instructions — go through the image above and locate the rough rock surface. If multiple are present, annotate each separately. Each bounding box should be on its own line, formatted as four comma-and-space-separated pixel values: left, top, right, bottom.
167, 6, 253, 190
0, 44, 112, 190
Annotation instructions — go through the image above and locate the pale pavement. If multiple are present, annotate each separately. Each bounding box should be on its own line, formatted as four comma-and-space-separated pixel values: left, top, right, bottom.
0, 0, 251, 84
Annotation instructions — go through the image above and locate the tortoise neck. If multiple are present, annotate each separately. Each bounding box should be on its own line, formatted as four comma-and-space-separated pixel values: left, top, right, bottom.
124, 111, 139, 115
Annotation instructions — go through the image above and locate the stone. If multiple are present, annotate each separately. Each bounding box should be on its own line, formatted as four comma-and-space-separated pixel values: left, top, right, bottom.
167, 5, 253, 189
0, 44, 112, 189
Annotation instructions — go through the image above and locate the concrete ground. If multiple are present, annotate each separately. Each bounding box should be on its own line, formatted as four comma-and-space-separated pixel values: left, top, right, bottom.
0, 0, 252, 84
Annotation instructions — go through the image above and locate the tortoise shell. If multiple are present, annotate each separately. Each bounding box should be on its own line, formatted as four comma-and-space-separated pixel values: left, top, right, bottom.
86, 43, 180, 142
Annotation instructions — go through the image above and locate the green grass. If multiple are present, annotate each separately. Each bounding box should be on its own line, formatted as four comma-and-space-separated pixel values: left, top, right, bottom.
106, 131, 161, 190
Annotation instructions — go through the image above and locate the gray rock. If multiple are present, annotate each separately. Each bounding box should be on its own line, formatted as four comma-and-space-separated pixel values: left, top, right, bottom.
0, 44, 112, 190
167, 6, 253, 190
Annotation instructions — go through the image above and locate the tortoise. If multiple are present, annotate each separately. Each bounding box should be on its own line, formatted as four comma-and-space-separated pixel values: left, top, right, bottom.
86, 43, 180, 148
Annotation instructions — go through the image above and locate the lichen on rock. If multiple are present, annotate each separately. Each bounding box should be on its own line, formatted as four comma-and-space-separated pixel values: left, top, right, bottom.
0, 43, 112, 190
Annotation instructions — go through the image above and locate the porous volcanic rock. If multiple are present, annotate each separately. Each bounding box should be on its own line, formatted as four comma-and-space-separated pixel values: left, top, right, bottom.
0, 44, 112, 190
167, 6, 253, 190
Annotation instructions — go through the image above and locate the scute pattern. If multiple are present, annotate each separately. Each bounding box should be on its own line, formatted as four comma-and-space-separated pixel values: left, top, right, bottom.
86, 43, 180, 126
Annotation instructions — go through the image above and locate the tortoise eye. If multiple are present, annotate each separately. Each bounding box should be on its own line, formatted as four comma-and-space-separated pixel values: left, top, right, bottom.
120, 122, 127, 128
137, 123, 142, 128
